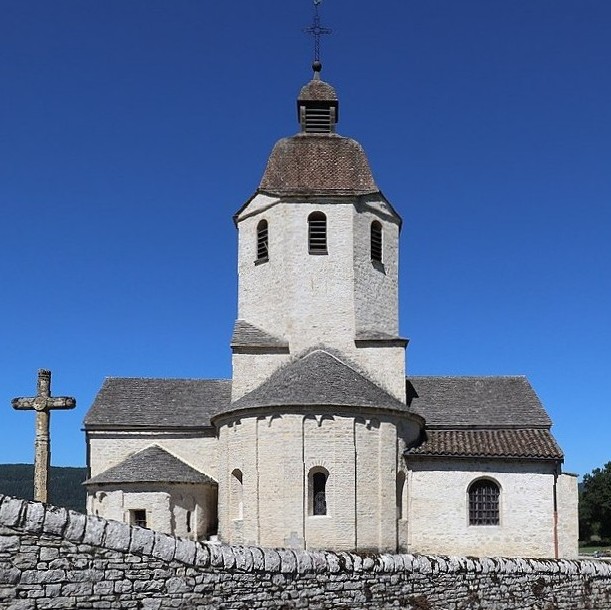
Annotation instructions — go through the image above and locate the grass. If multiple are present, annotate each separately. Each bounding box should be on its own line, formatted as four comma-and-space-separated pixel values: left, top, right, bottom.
579, 545, 611, 556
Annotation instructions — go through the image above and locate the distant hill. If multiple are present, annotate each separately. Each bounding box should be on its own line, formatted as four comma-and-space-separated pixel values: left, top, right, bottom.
0, 464, 87, 513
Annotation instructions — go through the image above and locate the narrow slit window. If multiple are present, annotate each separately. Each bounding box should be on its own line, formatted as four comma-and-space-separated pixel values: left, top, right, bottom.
308, 212, 327, 254
311, 470, 328, 516
396, 471, 406, 520
231, 469, 244, 520
469, 479, 500, 525
371, 221, 383, 263
256, 219, 269, 262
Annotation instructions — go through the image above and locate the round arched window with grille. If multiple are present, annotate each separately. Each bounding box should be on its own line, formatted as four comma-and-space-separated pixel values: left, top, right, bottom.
468, 479, 500, 525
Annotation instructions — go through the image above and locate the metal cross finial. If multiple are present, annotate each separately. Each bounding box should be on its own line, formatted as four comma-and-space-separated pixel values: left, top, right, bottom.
12, 369, 76, 503
304, 0, 332, 65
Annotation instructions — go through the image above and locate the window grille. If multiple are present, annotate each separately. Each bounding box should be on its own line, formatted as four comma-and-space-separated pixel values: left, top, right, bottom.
312, 471, 327, 515
256, 219, 269, 262
131, 509, 147, 528
469, 480, 500, 525
371, 221, 383, 263
308, 212, 327, 254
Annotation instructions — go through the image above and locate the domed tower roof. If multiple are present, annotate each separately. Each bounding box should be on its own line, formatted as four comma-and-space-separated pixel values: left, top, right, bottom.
257, 65, 379, 197
298, 74, 338, 102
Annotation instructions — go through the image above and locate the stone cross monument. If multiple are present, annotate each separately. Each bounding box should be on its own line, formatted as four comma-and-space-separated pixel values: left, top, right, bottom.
12, 369, 76, 503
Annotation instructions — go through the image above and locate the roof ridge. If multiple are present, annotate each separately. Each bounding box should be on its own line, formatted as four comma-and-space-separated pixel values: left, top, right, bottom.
407, 375, 528, 379
104, 376, 231, 382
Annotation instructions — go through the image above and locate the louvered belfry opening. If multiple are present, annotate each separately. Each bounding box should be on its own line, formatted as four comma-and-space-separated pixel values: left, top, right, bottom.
256, 219, 269, 262
300, 103, 337, 134
297, 73, 339, 135
371, 221, 383, 263
308, 212, 327, 254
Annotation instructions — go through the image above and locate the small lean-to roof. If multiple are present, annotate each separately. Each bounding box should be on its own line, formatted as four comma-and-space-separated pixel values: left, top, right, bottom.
407, 429, 563, 460
83, 445, 216, 486
258, 134, 379, 197
224, 349, 413, 416
406, 376, 552, 428
84, 377, 231, 429
231, 320, 288, 349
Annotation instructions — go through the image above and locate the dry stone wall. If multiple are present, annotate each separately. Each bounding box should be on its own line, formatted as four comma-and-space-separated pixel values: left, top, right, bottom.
1, 494, 610, 610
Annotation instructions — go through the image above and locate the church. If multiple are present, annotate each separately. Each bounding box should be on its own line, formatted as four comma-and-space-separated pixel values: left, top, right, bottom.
83, 62, 578, 559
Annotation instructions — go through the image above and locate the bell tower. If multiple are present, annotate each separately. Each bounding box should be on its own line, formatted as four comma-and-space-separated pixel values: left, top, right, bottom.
231, 63, 407, 403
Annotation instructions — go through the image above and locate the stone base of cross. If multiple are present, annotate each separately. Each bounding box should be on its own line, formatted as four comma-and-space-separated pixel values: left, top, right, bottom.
12, 369, 76, 503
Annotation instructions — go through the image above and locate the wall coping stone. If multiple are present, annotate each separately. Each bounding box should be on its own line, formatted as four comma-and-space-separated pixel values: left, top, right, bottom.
1, 493, 610, 578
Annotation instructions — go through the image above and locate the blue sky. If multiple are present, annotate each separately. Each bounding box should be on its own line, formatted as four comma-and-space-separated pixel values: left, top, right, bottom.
1, 1, 609, 478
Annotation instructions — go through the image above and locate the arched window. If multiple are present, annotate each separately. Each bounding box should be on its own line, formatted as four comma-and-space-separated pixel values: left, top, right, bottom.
256, 219, 269, 262
468, 479, 500, 525
230, 469, 243, 520
371, 221, 383, 263
308, 212, 327, 254
309, 467, 328, 515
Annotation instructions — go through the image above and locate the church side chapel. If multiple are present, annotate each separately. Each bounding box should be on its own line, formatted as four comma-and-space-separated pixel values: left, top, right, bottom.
83, 45, 578, 557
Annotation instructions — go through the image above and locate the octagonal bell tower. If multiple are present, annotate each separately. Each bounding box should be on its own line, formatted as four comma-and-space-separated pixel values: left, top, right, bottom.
231, 64, 407, 403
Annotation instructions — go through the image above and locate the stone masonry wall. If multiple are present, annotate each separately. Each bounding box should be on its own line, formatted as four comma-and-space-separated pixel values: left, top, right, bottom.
1, 494, 611, 610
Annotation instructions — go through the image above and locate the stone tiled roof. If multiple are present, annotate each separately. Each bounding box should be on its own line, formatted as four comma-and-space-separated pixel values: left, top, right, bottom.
406, 376, 552, 428
224, 349, 412, 415
258, 134, 379, 196
83, 445, 216, 486
407, 429, 563, 460
298, 78, 338, 101
230, 320, 288, 349
84, 371, 560, 464
84, 378, 231, 429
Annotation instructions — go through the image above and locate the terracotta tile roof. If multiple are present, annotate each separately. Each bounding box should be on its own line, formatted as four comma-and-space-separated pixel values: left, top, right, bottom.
84, 378, 230, 429
258, 134, 379, 196
83, 445, 216, 486
406, 376, 552, 428
407, 428, 563, 460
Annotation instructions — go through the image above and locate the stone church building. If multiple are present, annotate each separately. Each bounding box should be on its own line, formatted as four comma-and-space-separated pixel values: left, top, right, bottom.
83, 66, 578, 558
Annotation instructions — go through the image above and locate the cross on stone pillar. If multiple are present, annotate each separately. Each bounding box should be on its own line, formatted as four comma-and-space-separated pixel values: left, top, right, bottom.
12, 369, 76, 503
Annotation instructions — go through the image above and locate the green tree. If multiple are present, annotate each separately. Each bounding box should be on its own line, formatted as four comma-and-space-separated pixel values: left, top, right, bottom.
579, 461, 611, 541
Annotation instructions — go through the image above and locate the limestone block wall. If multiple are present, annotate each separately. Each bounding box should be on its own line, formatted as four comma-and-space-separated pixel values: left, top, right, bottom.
216, 410, 420, 552
234, 195, 406, 402
231, 352, 291, 401
237, 200, 356, 352
406, 458, 575, 558
87, 483, 217, 541
557, 472, 579, 558
1, 494, 611, 610
352, 198, 400, 338
87, 431, 218, 480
